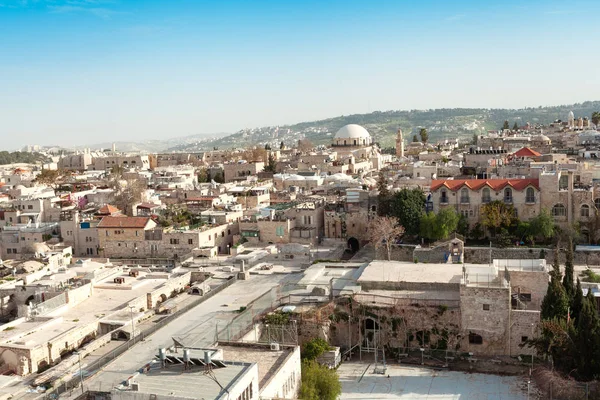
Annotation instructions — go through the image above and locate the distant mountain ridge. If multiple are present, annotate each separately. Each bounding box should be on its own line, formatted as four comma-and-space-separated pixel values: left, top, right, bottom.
166, 101, 600, 152
66, 101, 600, 153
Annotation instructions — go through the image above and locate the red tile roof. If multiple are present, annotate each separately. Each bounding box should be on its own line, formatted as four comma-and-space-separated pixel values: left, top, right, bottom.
513, 147, 541, 157
431, 178, 539, 192
97, 205, 121, 215
97, 216, 152, 229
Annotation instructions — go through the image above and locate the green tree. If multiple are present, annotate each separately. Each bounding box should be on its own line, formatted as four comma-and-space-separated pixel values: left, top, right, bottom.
419, 128, 428, 143
592, 111, 600, 126
433, 208, 459, 240
575, 292, 600, 379
299, 360, 341, 400
376, 170, 392, 216
419, 212, 437, 242
34, 168, 61, 186
412, 134, 418, 143
389, 188, 426, 236
502, 120, 510, 130
263, 153, 277, 173
471, 133, 478, 145
197, 168, 209, 183
302, 338, 331, 361
480, 200, 517, 236
512, 122, 519, 130
529, 209, 555, 244
212, 171, 224, 183
541, 274, 570, 321
563, 238, 575, 298
572, 278, 584, 323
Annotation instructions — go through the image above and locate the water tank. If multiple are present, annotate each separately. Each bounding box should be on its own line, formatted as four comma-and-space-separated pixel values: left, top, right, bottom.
183, 348, 191, 363
204, 350, 212, 364
158, 347, 166, 361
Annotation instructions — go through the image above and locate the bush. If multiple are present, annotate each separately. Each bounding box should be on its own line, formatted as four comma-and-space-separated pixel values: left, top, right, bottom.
264, 311, 289, 325
302, 338, 332, 361
299, 360, 341, 400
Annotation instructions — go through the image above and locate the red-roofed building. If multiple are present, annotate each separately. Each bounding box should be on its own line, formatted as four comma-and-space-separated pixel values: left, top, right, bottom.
95, 204, 122, 219
513, 147, 541, 159
429, 178, 540, 225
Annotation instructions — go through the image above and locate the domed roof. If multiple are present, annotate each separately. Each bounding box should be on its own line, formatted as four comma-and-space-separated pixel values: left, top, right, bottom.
334, 124, 370, 140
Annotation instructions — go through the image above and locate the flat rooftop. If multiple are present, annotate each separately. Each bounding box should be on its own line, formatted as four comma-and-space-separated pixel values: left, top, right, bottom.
358, 261, 464, 285
218, 345, 291, 388
338, 362, 532, 399
119, 361, 252, 400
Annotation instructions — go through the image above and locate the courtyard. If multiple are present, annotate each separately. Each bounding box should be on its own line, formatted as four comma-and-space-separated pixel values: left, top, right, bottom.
339, 362, 536, 399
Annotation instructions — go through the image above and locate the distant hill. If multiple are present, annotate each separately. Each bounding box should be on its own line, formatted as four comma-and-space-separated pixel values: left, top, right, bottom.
167, 101, 600, 152
75, 132, 226, 153
0, 151, 51, 166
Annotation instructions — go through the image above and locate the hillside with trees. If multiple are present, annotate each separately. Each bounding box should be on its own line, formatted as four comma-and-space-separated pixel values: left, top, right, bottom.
0, 151, 50, 165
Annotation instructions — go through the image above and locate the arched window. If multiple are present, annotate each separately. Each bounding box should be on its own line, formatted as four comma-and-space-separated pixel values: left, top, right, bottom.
581, 204, 590, 217
552, 204, 566, 217
460, 188, 469, 203
526, 187, 535, 203
595, 198, 600, 210
482, 188, 491, 203
440, 189, 448, 204
504, 188, 513, 203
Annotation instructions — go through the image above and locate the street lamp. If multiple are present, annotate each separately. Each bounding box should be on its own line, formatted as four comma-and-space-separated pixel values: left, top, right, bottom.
227, 244, 231, 255
530, 323, 535, 373
315, 236, 319, 259
420, 348, 424, 365
73, 351, 84, 395
129, 305, 136, 345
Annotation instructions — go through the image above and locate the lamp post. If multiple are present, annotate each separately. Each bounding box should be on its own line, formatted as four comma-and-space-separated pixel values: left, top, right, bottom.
129, 305, 136, 345
531, 323, 535, 373
227, 244, 231, 255
73, 351, 84, 395
315, 236, 319, 259
420, 348, 424, 365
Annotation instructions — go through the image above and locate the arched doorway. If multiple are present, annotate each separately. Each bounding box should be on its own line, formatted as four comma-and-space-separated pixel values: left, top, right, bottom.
347, 237, 359, 253
156, 293, 168, 308
25, 295, 35, 306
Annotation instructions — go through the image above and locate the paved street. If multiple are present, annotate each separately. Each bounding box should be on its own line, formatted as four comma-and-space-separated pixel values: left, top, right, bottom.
71, 273, 294, 396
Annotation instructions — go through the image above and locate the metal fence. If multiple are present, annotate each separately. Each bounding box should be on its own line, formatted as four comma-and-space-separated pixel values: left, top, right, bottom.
40, 277, 237, 399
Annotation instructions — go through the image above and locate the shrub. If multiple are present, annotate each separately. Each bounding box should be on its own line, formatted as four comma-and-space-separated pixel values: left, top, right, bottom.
302, 338, 332, 361
299, 360, 341, 400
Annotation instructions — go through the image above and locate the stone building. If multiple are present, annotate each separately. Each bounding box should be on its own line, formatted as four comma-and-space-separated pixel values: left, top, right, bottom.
429, 178, 540, 227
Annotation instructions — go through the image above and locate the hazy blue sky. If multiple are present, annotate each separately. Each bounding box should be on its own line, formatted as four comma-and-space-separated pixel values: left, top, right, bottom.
1, 0, 599, 148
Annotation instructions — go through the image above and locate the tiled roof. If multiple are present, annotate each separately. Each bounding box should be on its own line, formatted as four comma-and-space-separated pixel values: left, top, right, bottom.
431, 178, 539, 192
136, 203, 160, 209
97, 216, 151, 229
97, 205, 120, 215
513, 147, 541, 157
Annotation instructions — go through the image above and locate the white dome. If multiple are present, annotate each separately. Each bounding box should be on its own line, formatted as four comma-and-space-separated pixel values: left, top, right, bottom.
334, 124, 371, 140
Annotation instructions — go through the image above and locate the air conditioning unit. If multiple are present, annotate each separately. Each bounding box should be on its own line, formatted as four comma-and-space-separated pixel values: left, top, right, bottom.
270, 342, 280, 351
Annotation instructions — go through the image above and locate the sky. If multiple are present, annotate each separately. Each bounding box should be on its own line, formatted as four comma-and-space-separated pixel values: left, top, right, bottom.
1, 0, 600, 148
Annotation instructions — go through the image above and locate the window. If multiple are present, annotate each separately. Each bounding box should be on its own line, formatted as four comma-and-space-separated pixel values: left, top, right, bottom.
440, 190, 448, 203
504, 188, 513, 203
483, 304, 490, 311
7, 249, 11, 254
170, 238, 179, 245
27, 205, 33, 210
595, 198, 600, 210
469, 332, 483, 344
221, 232, 225, 237
559, 175, 568, 190
135, 230, 139, 237
460, 188, 469, 203
482, 188, 491, 203
526, 187, 535, 203
581, 204, 590, 217
552, 204, 566, 217
228, 229, 231, 235
188, 239, 193, 245
521, 336, 529, 343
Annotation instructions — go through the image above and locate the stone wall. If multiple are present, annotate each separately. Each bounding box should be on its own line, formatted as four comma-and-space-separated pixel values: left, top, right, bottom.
145, 272, 191, 309
509, 270, 548, 309
377, 244, 416, 261
460, 285, 511, 356
508, 310, 540, 357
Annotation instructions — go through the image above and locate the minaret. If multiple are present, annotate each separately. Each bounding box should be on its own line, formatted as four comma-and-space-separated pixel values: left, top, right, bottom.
396, 128, 404, 158
568, 111, 575, 128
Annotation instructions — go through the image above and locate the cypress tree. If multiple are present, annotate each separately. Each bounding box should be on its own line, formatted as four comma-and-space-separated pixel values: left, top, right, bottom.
541, 278, 570, 321
563, 238, 575, 298
576, 292, 600, 379
572, 278, 584, 323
